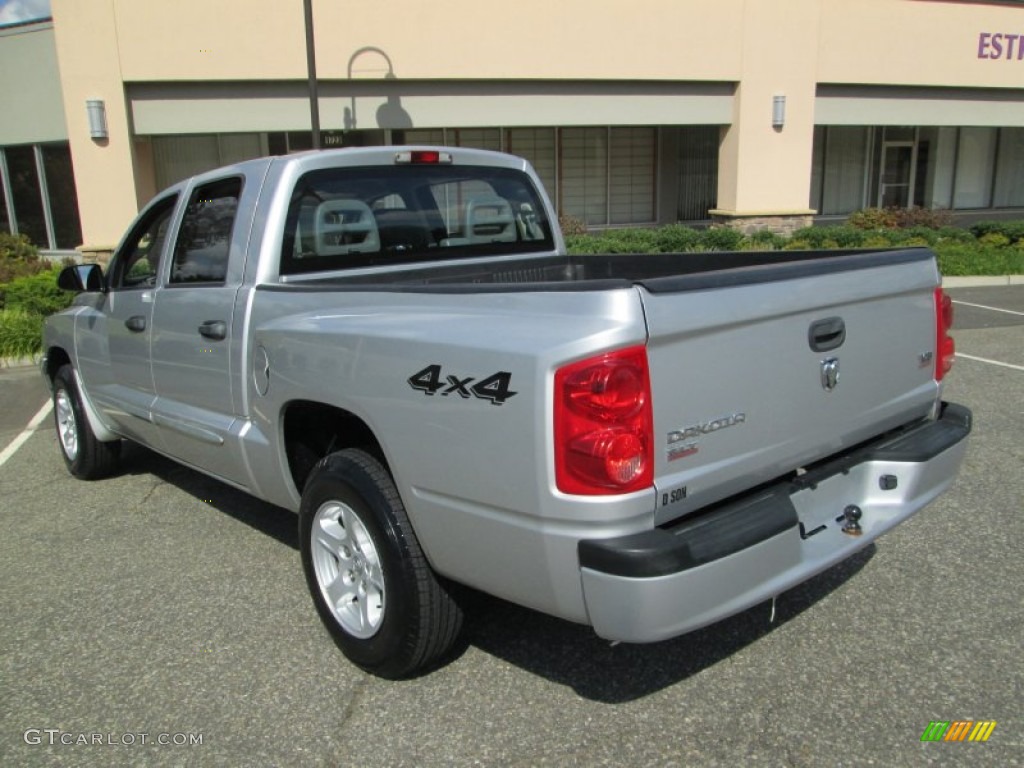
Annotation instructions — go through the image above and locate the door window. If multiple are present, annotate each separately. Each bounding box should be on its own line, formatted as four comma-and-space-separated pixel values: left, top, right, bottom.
109, 196, 178, 289
170, 177, 243, 285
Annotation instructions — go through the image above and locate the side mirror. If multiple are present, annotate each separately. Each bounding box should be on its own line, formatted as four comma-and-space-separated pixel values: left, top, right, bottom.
57, 264, 106, 293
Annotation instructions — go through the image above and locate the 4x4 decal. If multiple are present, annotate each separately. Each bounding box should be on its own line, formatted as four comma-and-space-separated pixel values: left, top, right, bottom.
408, 365, 517, 405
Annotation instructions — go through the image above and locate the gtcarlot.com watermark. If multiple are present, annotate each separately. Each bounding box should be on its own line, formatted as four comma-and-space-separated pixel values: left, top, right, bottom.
24, 729, 203, 747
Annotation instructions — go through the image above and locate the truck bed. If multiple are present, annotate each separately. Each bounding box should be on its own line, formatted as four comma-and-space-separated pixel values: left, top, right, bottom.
281, 247, 933, 293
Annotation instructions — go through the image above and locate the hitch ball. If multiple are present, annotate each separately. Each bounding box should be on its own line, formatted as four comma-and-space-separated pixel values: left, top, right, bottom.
841, 505, 863, 537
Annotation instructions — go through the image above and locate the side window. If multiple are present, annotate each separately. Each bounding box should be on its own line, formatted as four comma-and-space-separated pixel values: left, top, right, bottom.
170, 177, 242, 285
110, 196, 178, 290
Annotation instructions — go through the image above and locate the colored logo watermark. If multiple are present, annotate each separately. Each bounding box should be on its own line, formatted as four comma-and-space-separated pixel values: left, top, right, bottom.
921, 721, 997, 743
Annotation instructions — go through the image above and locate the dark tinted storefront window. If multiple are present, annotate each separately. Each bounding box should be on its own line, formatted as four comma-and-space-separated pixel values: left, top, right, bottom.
0, 173, 9, 234
5, 145, 47, 246
42, 143, 83, 248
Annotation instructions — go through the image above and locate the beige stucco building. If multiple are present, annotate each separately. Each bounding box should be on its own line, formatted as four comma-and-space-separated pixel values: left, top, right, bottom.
2, 0, 1023, 254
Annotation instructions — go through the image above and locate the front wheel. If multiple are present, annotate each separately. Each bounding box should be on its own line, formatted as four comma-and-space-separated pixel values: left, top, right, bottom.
52, 365, 120, 479
299, 449, 463, 678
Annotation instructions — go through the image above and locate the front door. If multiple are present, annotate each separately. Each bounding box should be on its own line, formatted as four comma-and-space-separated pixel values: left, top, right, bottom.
75, 194, 180, 446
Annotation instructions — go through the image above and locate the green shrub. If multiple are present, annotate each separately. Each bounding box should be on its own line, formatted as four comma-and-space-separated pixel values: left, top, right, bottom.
558, 214, 588, 236
862, 235, 893, 248
0, 232, 46, 283
934, 243, 1024, 276
0, 308, 44, 359
744, 229, 787, 250
847, 208, 898, 230
970, 220, 1024, 243
978, 232, 1011, 248
934, 226, 975, 244
1, 268, 75, 316
653, 223, 702, 252
848, 207, 952, 230
699, 226, 744, 251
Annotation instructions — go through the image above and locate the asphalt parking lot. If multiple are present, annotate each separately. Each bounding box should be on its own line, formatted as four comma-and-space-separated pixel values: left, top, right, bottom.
1, 285, 1020, 767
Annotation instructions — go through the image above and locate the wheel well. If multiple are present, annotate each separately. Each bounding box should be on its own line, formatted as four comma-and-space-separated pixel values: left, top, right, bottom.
44, 347, 71, 382
283, 401, 385, 493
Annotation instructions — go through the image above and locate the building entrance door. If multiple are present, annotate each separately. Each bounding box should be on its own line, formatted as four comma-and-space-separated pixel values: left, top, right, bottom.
877, 128, 919, 208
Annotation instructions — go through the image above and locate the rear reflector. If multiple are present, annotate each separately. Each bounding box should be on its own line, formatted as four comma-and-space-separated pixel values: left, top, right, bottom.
394, 150, 453, 165
935, 287, 955, 381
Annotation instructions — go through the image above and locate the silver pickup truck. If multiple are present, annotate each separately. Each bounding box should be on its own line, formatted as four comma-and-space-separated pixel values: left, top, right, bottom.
43, 146, 970, 678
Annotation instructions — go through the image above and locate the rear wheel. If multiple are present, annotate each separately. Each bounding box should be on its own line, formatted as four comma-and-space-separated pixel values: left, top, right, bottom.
52, 365, 120, 479
299, 449, 463, 678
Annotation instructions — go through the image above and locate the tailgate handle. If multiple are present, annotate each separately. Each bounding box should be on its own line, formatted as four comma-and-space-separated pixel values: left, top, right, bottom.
809, 317, 846, 352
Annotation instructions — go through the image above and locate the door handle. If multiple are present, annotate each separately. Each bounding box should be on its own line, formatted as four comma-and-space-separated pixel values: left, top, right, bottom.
808, 317, 846, 352
198, 320, 227, 341
125, 315, 146, 332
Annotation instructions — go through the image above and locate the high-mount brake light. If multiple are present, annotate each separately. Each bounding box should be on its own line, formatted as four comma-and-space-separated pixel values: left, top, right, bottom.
934, 287, 955, 381
554, 346, 654, 496
394, 150, 453, 165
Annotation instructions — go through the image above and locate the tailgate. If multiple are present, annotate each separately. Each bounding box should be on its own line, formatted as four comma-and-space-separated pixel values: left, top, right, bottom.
640, 252, 942, 525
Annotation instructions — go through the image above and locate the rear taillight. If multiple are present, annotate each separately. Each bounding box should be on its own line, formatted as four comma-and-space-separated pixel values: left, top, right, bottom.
554, 346, 654, 495
935, 287, 955, 381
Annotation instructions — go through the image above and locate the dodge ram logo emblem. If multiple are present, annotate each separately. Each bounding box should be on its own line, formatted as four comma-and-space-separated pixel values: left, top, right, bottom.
821, 357, 840, 392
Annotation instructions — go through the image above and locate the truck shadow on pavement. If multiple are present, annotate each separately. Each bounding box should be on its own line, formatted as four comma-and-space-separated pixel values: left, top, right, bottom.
119, 442, 300, 550
119, 441, 874, 702
456, 545, 876, 703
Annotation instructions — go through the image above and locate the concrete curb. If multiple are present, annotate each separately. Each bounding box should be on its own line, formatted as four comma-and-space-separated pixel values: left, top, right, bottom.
943, 275, 1024, 288
1, 356, 40, 371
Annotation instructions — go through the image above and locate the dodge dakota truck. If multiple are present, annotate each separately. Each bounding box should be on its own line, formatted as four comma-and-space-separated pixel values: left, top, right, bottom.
42, 146, 970, 678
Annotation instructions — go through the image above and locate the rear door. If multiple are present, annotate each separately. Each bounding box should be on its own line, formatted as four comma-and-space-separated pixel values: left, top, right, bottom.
640, 255, 941, 525
149, 175, 253, 487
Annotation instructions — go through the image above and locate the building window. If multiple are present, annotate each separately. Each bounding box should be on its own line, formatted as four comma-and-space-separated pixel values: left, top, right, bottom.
0, 142, 83, 250
4, 145, 47, 247
152, 134, 267, 190
505, 128, 557, 205
812, 125, 1024, 216
811, 126, 871, 215
953, 127, 997, 210
993, 127, 1024, 208
0, 163, 9, 235
560, 127, 608, 226
675, 126, 719, 222
42, 144, 83, 250
610, 128, 655, 225
403, 126, 658, 227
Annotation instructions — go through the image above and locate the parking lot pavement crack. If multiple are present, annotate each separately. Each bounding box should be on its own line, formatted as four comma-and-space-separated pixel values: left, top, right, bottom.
335, 674, 369, 731
137, 478, 166, 508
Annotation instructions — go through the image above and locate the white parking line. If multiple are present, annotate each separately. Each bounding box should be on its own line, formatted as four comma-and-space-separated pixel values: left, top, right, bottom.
953, 300, 1024, 317
957, 353, 1024, 372
0, 401, 52, 468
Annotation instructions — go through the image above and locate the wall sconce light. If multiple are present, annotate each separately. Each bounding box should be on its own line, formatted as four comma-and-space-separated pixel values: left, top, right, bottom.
772, 94, 786, 129
86, 99, 108, 140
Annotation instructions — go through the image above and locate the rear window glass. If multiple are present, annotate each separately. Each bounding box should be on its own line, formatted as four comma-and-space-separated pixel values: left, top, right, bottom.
280, 165, 554, 274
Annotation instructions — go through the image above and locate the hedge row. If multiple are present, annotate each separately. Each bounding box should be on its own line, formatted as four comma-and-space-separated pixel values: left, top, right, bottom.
565, 219, 1024, 277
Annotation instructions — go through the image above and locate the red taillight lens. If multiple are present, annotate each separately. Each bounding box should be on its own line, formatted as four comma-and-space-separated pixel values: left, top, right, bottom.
935, 287, 955, 381
554, 346, 654, 495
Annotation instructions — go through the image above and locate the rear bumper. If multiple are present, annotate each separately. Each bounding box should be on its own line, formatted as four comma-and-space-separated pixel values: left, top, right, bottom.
578, 402, 971, 643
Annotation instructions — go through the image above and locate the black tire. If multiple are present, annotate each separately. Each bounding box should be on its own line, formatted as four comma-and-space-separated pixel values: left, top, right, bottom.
299, 449, 463, 678
52, 364, 121, 479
